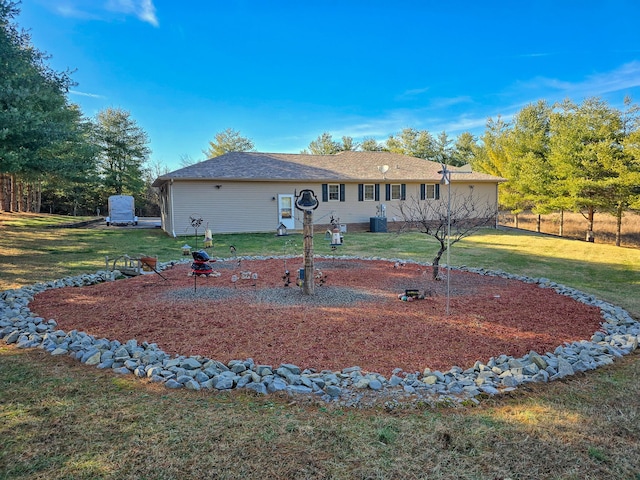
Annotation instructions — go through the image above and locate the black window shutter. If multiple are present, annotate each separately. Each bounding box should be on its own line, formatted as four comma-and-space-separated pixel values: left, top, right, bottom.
339, 184, 345, 202
435, 184, 440, 200
375, 184, 380, 201
420, 184, 426, 200
401, 184, 406, 200
385, 184, 391, 201
358, 184, 364, 202
322, 184, 328, 202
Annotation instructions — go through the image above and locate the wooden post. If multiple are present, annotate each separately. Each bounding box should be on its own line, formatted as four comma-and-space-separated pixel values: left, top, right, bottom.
302, 209, 314, 295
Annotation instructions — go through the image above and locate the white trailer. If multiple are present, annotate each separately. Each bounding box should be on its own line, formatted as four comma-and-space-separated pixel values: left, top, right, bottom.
106, 195, 138, 226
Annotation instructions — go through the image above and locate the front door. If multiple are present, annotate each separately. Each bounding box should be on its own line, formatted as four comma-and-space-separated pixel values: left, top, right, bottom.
278, 194, 295, 230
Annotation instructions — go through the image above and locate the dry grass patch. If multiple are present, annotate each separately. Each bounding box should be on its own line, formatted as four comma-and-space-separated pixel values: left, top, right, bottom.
2, 345, 640, 479
500, 210, 640, 248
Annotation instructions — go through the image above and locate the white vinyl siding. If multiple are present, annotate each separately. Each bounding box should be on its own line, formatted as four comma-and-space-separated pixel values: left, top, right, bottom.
161, 180, 498, 235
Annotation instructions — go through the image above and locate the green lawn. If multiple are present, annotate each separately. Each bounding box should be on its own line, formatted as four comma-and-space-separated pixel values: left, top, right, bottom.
1, 213, 639, 479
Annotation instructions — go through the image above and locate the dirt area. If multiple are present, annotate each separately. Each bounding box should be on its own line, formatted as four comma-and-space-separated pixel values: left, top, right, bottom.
29, 258, 604, 375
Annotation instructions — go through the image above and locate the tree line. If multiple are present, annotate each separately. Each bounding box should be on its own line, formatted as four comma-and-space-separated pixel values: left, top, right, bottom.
298, 129, 474, 167
471, 98, 640, 246
0, 1, 156, 216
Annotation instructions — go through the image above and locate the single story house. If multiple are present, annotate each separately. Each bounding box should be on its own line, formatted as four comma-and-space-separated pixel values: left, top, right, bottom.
151, 151, 504, 236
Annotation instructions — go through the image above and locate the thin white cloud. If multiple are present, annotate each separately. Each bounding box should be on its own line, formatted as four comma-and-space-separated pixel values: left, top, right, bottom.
516, 52, 553, 58
518, 61, 640, 98
53, 3, 102, 20
429, 96, 473, 109
69, 89, 106, 99
436, 114, 492, 134
107, 0, 159, 27
396, 86, 430, 100
48, 0, 159, 26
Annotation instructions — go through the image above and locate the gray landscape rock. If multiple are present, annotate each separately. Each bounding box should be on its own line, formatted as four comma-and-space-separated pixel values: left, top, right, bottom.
555, 358, 575, 379
181, 357, 202, 370
215, 377, 234, 390
267, 378, 288, 393
368, 379, 383, 391
2, 256, 639, 408
4, 330, 19, 344
325, 385, 342, 397
245, 382, 268, 395
84, 350, 102, 366
184, 379, 201, 390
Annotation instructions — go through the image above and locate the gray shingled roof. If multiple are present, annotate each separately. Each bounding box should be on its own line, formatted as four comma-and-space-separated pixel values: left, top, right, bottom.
152, 151, 504, 187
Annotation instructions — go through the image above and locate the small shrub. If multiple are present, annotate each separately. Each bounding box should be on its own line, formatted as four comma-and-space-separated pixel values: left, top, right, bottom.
587, 446, 608, 462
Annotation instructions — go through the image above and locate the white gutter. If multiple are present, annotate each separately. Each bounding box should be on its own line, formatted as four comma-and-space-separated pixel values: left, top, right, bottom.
495, 182, 499, 228
170, 179, 176, 238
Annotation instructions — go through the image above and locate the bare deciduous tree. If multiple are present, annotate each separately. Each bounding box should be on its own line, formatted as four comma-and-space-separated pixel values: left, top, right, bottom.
398, 190, 497, 280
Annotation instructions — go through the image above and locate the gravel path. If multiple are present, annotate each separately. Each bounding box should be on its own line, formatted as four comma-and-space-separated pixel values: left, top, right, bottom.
163, 286, 379, 306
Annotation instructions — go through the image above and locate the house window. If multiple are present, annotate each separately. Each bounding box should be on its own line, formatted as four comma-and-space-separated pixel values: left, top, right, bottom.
425, 184, 436, 199
385, 183, 406, 201
328, 184, 340, 201
420, 183, 440, 200
363, 184, 375, 201
322, 184, 345, 202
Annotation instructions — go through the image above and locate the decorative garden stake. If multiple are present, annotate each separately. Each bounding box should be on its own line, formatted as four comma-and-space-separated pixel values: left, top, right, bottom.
282, 239, 297, 287
189, 216, 204, 291
189, 216, 203, 250
439, 164, 452, 315
204, 223, 213, 248
294, 189, 319, 295
329, 215, 343, 250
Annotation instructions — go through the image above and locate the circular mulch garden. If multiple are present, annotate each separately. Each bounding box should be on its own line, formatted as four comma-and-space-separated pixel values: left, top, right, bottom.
29, 258, 604, 375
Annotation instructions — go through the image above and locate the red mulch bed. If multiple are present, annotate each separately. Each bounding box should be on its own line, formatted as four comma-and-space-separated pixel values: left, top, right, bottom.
29, 258, 604, 375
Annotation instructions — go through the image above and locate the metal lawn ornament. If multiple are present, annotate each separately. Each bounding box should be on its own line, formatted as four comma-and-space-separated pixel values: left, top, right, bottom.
204, 223, 213, 248
329, 215, 343, 250
189, 216, 203, 250
439, 163, 452, 315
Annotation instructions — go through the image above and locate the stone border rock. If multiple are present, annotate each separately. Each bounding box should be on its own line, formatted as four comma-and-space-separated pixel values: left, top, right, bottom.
1, 255, 638, 409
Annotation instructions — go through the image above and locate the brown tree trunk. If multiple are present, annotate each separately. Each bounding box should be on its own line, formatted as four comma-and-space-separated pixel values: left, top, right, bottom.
0, 174, 6, 211
26, 183, 33, 212
36, 182, 42, 213
17, 180, 24, 212
302, 209, 315, 295
536, 214, 541, 233
513, 213, 519, 228
431, 243, 446, 281
616, 203, 623, 247
586, 206, 595, 242
559, 209, 564, 237
9, 174, 16, 212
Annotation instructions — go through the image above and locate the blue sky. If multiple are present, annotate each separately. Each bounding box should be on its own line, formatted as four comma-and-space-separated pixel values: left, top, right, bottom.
17, 0, 640, 171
